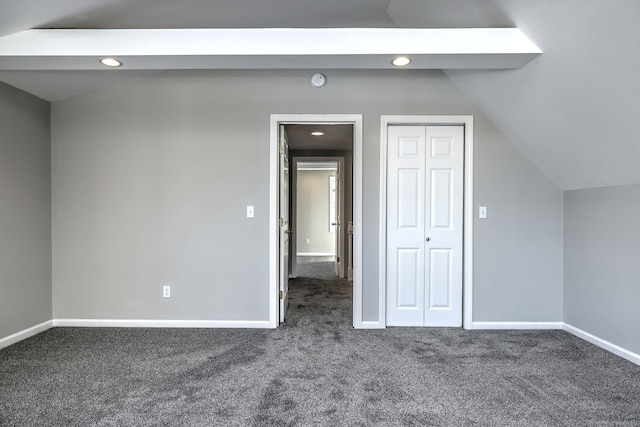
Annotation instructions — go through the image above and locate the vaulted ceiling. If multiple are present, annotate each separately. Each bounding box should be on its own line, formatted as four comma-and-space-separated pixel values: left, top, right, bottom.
0, 0, 637, 190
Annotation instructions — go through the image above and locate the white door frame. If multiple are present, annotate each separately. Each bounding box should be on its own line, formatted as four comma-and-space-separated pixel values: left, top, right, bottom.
291, 156, 345, 278
379, 115, 474, 329
269, 114, 363, 328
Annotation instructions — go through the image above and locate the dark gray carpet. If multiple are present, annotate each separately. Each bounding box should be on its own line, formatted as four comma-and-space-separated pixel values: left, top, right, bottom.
1, 264, 639, 426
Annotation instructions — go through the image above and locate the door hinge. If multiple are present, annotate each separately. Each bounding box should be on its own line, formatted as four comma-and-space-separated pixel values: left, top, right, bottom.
279, 290, 283, 299
279, 145, 285, 154
336, 256, 340, 263
279, 217, 284, 227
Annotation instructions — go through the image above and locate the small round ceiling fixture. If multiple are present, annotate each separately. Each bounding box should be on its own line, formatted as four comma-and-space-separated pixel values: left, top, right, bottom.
311, 131, 325, 136
100, 57, 123, 67
311, 73, 326, 88
391, 56, 411, 67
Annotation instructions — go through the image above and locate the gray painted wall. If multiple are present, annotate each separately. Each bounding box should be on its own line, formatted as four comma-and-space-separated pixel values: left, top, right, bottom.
51, 69, 563, 323
0, 82, 51, 339
296, 168, 336, 255
564, 184, 640, 355
473, 120, 564, 322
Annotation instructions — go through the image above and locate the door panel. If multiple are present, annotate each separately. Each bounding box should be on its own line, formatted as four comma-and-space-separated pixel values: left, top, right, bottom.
386, 125, 463, 327
279, 126, 290, 324
386, 127, 426, 326
424, 126, 463, 326
334, 164, 341, 277
398, 169, 421, 228
430, 169, 453, 229
397, 248, 421, 307
428, 248, 452, 308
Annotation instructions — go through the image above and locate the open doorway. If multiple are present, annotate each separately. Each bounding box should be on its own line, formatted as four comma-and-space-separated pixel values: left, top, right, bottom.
292, 159, 345, 281
289, 159, 353, 278
269, 115, 363, 328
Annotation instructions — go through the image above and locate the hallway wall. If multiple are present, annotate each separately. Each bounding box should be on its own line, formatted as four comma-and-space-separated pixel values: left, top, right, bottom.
296, 168, 336, 256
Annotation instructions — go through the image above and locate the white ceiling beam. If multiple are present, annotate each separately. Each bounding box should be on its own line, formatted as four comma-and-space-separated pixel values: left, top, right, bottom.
0, 28, 541, 70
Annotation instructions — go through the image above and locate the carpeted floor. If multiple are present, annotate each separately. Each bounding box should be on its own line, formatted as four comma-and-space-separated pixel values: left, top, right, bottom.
295, 256, 339, 281
1, 261, 639, 426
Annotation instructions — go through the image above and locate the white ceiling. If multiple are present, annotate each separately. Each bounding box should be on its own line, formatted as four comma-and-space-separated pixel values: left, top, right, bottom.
0, 0, 638, 190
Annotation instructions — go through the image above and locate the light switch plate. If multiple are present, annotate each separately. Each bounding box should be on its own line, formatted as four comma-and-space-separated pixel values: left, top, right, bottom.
479, 206, 487, 219
247, 206, 254, 218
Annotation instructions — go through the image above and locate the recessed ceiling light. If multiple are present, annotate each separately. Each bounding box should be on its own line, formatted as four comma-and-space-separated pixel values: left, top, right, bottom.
99, 57, 123, 67
311, 131, 325, 136
391, 56, 411, 67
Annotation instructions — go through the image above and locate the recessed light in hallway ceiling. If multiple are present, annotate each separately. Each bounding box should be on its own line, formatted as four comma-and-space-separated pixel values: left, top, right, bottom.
391, 56, 411, 67
99, 57, 122, 67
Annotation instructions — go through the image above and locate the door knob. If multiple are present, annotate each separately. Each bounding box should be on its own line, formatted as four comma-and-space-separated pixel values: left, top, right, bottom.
425, 237, 430, 241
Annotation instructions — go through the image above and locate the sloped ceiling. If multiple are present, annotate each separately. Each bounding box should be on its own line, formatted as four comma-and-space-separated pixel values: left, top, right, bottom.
34, 0, 392, 29
0, 0, 638, 190
441, 0, 640, 190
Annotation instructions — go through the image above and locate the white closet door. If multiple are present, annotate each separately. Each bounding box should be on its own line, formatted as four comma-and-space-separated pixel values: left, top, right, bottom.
423, 126, 464, 327
386, 126, 427, 326
386, 125, 464, 327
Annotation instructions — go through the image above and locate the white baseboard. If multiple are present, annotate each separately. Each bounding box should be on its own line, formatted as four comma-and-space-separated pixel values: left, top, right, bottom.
3, 319, 638, 367
52, 319, 272, 329
0, 320, 54, 350
563, 323, 640, 366
357, 320, 385, 329
297, 253, 336, 257
471, 321, 564, 330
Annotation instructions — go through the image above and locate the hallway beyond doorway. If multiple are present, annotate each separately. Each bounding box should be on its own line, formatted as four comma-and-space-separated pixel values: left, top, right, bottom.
286, 256, 352, 329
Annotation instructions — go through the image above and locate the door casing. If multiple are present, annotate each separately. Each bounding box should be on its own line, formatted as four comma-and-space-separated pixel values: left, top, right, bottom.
269, 114, 363, 328
379, 115, 474, 329
291, 156, 346, 279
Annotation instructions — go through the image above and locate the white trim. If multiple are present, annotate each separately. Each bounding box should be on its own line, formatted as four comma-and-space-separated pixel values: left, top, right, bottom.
52, 319, 271, 329
563, 323, 640, 366
270, 114, 363, 329
297, 252, 336, 257
0, 320, 53, 350
472, 321, 563, 330
379, 115, 474, 329
353, 118, 363, 328
269, 117, 279, 328
360, 321, 385, 329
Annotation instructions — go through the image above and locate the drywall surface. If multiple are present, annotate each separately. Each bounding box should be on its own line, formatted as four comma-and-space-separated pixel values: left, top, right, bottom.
564, 184, 640, 355
445, 0, 640, 190
472, 114, 564, 322
51, 69, 562, 323
296, 168, 336, 256
0, 82, 51, 339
